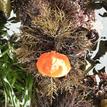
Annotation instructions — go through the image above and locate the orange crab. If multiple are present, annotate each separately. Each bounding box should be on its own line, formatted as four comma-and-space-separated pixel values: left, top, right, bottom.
36, 51, 71, 77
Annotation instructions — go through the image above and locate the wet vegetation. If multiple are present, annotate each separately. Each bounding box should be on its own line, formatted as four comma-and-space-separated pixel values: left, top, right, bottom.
0, 0, 107, 107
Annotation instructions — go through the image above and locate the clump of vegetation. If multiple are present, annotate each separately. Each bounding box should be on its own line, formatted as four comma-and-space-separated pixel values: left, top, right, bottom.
32, 5, 74, 38
11, 0, 95, 106
0, 11, 33, 107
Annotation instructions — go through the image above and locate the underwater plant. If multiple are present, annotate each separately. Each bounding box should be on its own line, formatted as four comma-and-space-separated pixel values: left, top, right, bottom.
0, 0, 107, 107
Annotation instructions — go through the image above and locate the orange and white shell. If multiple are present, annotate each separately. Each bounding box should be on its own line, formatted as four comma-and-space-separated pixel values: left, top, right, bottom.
36, 51, 71, 77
